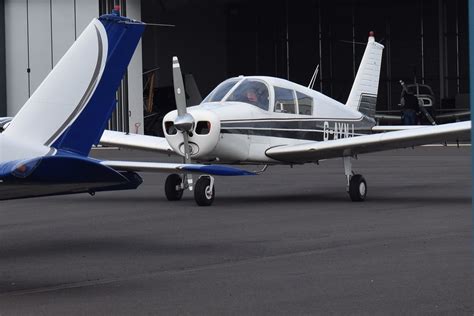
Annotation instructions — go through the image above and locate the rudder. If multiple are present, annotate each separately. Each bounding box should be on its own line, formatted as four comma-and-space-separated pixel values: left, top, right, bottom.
346, 32, 384, 117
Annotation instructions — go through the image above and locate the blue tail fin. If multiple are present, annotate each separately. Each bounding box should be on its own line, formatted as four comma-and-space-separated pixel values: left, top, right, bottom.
5, 12, 144, 156
52, 14, 145, 155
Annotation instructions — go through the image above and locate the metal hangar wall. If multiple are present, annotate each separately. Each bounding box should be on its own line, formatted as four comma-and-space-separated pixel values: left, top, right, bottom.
1, 0, 144, 133
143, 0, 469, 113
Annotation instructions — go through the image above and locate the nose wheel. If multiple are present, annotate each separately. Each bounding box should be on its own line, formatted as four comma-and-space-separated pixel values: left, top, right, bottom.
164, 174, 215, 206
194, 176, 215, 206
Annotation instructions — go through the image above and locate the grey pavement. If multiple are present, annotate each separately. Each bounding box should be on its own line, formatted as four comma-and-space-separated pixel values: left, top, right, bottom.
0, 147, 471, 315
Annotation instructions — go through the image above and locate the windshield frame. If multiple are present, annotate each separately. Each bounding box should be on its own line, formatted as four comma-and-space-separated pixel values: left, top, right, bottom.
223, 78, 271, 111
202, 77, 244, 103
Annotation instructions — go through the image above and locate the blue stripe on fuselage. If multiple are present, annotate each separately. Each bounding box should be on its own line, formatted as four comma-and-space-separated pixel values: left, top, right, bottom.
52, 14, 145, 156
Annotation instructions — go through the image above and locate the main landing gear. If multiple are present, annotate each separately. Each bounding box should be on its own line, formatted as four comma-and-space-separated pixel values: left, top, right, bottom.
343, 156, 367, 202
164, 174, 215, 206
164, 174, 184, 201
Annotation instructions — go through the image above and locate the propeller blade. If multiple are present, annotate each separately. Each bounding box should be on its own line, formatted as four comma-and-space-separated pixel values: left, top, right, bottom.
182, 133, 193, 190
172, 56, 194, 190
172, 56, 187, 117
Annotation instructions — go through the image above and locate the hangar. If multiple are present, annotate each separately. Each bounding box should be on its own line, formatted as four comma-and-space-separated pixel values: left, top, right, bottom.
0, 0, 469, 134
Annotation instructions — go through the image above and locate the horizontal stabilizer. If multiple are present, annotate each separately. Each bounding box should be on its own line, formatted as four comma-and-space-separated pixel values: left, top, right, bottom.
0, 155, 142, 200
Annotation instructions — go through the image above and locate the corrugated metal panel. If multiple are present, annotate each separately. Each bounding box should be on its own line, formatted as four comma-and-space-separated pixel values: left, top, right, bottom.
75, 0, 99, 38
52, 0, 76, 66
28, 0, 52, 95
5, 0, 29, 116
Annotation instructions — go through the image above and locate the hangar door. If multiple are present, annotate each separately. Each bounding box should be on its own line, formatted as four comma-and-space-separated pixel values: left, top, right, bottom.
5, 0, 99, 116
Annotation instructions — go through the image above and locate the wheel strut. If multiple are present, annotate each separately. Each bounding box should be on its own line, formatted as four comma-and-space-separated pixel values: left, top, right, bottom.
343, 156, 353, 191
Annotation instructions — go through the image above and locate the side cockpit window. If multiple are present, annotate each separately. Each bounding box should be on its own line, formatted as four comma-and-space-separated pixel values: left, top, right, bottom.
274, 87, 296, 114
226, 79, 270, 110
296, 91, 313, 115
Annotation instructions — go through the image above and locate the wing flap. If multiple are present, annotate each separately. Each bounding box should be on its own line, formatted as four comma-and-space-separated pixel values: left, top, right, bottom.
99, 130, 174, 154
266, 121, 471, 163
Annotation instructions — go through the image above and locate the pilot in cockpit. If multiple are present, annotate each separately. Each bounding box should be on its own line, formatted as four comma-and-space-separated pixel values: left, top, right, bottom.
227, 80, 269, 110
245, 88, 259, 106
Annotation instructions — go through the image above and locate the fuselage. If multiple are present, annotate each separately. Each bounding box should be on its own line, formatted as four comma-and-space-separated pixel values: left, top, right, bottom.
163, 76, 376, 164
0, 133, 53, 164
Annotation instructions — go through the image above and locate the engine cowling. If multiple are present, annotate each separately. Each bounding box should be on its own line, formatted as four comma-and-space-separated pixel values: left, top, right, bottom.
163, 108, 220, 160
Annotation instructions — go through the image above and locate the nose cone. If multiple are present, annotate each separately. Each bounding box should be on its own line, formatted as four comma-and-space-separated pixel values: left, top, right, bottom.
174, 113, 194, 132
163, 109, 221, 160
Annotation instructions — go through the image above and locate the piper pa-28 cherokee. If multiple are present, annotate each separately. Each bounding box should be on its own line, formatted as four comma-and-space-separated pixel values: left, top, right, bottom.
101, 31, 471, 206
0, 10, 252, 201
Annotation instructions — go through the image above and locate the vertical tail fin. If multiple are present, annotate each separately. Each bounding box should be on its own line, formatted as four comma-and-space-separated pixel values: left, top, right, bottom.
4, 12, 145, 156
346, 32, 384, 117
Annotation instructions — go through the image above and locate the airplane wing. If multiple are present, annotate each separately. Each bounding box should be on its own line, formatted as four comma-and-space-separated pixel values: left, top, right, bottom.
99, 130, 175, 154
375, 112, 471, 124
371, 125, 425, 132
266, 121, 471, 163
436, 111, 470, 123
102, 160, 255, 176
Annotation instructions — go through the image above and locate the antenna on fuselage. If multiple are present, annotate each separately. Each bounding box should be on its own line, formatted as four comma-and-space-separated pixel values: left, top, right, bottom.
308, 64, 319, 90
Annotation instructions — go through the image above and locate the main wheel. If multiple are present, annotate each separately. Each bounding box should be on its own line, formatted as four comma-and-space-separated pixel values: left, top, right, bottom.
194, 176, 215, 206
165, 174, 184, 201
348, 174, 367, 202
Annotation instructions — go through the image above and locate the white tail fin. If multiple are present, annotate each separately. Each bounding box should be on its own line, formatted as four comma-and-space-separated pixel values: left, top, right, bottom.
346, 32, 384, 116
4, 15, 145, 156
4, 19, 107, 146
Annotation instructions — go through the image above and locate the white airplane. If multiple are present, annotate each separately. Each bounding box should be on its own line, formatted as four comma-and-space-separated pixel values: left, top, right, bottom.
0, 11, 252, 201
100, 32, 471, 206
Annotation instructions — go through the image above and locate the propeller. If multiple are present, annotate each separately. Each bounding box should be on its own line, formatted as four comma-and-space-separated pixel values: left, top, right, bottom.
172, 56, 194, 190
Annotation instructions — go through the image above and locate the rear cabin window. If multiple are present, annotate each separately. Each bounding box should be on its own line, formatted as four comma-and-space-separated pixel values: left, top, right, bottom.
296, 91, 313, 115
274, 87, 296, 114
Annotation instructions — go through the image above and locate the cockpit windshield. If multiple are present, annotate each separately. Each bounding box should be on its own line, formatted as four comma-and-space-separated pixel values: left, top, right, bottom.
202, 78, 240, 103
225, 79, 269, 110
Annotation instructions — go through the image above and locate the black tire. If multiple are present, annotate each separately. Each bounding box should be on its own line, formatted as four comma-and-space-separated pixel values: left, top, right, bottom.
165, 174, 184, 201
348, 174, 367, 202
194, 176, 215, 206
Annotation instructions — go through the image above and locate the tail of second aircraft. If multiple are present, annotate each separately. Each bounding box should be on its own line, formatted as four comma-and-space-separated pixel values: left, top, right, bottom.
0, 11, 145, 199
3, 11, 145, 157
345, 32, 384, 117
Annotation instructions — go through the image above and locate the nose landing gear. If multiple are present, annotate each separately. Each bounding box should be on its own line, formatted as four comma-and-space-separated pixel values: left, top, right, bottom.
164, 173, 215, 206
194, 176, 215, 206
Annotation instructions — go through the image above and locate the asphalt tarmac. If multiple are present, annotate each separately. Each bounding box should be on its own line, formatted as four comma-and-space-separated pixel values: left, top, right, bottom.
0, 147, 471, 315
